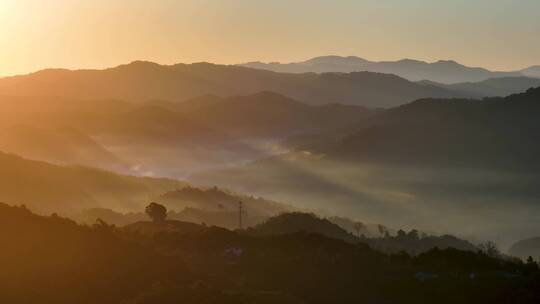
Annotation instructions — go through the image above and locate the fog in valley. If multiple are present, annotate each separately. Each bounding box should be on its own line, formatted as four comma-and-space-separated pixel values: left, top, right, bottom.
3, 2, 540, 301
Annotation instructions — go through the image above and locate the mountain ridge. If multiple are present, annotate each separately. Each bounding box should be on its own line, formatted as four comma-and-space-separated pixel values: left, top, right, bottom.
326, 86, 540, 170
240, 55, 533, 84
0, 61, 469, 108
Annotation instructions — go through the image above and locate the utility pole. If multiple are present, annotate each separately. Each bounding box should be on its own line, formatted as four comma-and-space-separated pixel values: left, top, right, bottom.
238, 201, 243, 229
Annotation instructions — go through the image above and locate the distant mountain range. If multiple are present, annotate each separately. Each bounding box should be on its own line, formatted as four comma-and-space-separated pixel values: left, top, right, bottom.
182, 92, 373, 137
241, 56, 540, 84
328, 87, 540, 171
420, 77, 540, 98
0, 61, 464, 108
0, 92, 375, 177
144, 91, 373, 138
0, 92, 373, 145
190, 87, 540, 247
1, 60, 538, 108
521, 66, 540, 78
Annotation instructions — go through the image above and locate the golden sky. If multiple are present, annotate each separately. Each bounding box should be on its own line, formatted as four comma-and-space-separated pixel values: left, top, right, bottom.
1, 0, 539, 76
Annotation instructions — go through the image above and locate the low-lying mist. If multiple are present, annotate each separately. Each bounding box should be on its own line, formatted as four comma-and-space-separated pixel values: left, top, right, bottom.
3, 115, 537, 251
96, 137, 291, 178
189, 153, 540, 250
2, 88, 540, 252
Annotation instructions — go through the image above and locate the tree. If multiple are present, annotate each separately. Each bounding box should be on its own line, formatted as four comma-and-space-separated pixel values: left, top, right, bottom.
407, 229, 419, 240
377, 224, 388, 237
478, 241, 500, 258
526, 256, 539, 272
145, 202, 167, 222
353, 222, 365, 237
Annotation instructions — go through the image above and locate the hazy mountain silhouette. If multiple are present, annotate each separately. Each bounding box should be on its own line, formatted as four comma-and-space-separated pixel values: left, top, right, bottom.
245, 212, 478, 255
139, 92, 372, 138
191, 87, 540, 247
366, 233, 478, 255
241, 56, 524, 83
158, 186, 289, 218
244, 212, 358, 243
0, 95, 132, 130
83, 104, 228, 145
328, 87, 540, 170
75, 206, 272, 230
0, 148, 291, 225
0, 125, 126, 170
243, 56, 372, 73
0, 92, 377, 177
185, 92, 374, 137
2, 92, 370, 143
0, 61, 469, 108
419, 77, 540, 98
167, 94, 223, 113
0, 151, 183, 213
509, 236, 540, 260
521, 66, 540, 78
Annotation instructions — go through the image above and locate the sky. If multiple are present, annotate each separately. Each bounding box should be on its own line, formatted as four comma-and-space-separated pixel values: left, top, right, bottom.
0, 0, 539, 76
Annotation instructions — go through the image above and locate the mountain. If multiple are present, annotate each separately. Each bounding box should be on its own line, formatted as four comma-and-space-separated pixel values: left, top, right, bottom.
0, 94, 223, 146
168, 207, 269, 230
243, 55, 371, 74
191, 87, 540, 247
0, 125, 127, 170
0, 202, 190, 304
83, 104, 228, 145
244, 212, 485, 255
0, 151, 184, 213
3, 203, 538, 303
521, 66, 540, 78
0, 95, 132, 129
240, 56, 523, 84
170, 94, 223, 113
0, 94, 241, 177
0, 149, 291, 226
157, 185, 289, 217
509, 237, 540, 260
420, 77, 540, 98
244, 212, 358, 243
142, 92, 373, 138
0, 92, 372, 143
0, 61, 468, 108
186, 92, 374, 137
328, 87, 540, 170
0, 92, 377, 177
365, 233, 478, 255
75, 205, 280, 230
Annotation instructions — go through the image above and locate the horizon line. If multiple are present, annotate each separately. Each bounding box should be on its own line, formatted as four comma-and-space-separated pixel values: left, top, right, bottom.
1, 55, 538, 79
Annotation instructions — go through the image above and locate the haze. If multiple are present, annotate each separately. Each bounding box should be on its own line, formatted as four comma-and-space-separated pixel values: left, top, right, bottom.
2, 1, 540, 303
